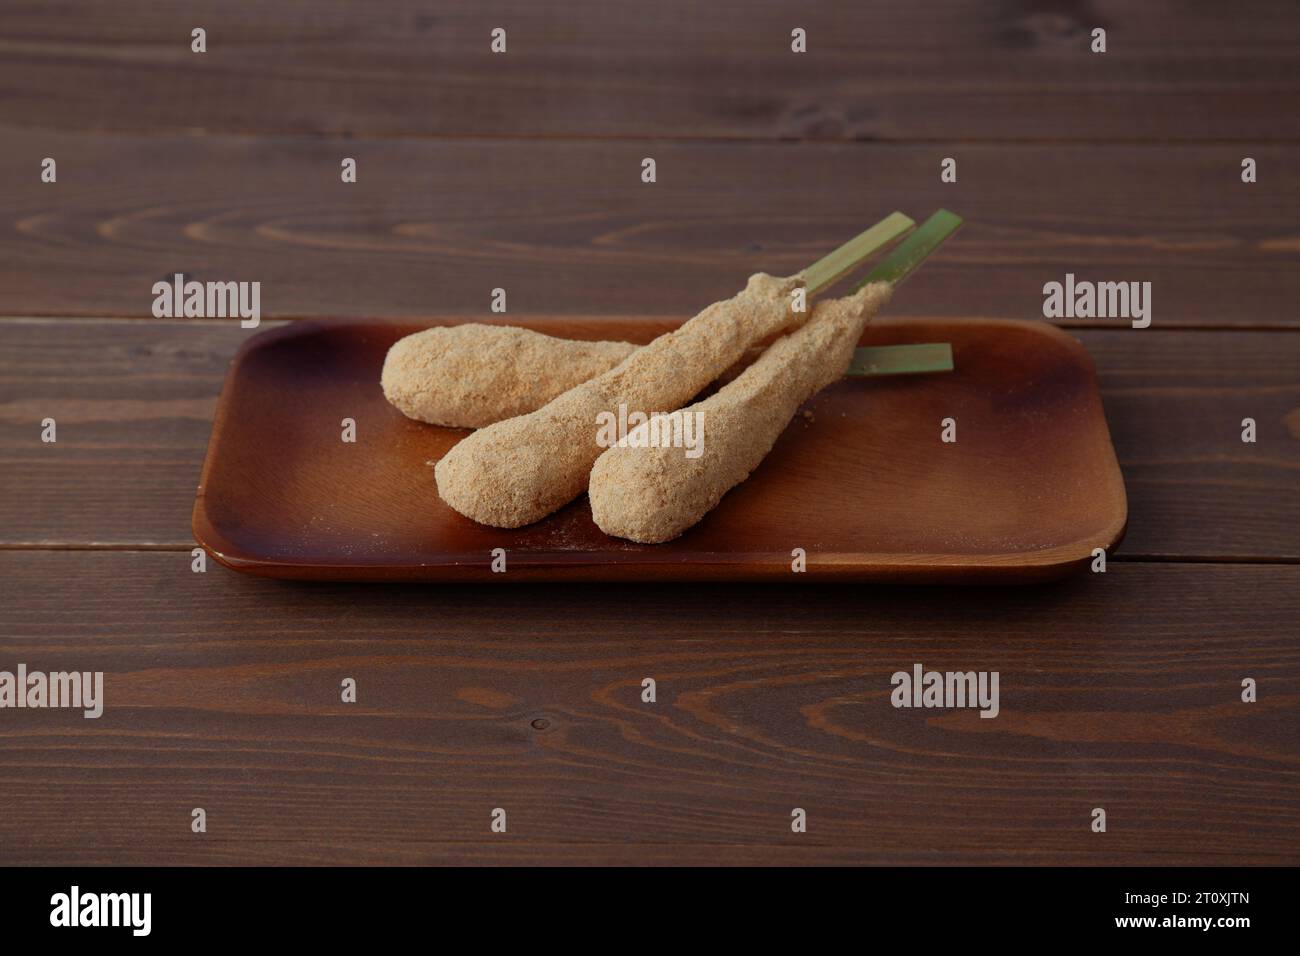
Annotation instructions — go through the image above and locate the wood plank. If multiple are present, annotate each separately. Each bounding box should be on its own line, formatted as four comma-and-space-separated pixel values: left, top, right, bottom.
1, 319, 1297, 560
1, 134, 1295, 326
1, 553, 1296, 865
0, 319, 231, 548
0, 1, 1295, 141
1086, 331, 1300, 561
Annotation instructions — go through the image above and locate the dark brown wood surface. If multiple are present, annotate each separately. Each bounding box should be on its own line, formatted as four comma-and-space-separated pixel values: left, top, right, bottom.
2, 1, 1296, 141
0, 0, 1296, 867
0, 134, 1295, 325
2, 552, 1297, 865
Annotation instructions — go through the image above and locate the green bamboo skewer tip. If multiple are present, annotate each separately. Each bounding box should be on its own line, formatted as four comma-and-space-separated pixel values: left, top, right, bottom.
851, 209, 963, 292
800, 212, 915, 296
846, 343, 953, 377
843, 209, 963, 376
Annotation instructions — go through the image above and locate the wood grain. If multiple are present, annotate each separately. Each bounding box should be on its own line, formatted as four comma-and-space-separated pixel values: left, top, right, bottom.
1, 552, 1296, 865
1, 1, 1295, 142
3, 320, 1296, 560
1, 133, 1295, 326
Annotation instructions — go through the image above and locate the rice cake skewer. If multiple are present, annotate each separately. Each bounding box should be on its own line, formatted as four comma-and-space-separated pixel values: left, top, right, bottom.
588, 210, 962, 544
434, 213, 915, 528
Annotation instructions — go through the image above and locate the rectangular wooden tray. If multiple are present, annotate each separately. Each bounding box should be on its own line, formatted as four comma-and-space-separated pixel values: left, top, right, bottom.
193, 317, 1127, 583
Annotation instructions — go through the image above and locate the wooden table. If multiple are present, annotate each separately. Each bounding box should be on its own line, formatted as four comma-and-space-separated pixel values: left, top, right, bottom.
1, 1, 1297, 866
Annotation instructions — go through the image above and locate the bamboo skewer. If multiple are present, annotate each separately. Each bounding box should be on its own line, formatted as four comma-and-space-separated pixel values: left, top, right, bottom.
851, 208, 963, 292
800, 212, 914, 294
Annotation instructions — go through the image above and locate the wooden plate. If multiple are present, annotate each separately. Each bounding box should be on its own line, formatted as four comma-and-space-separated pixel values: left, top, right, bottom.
192, 317, 1126, 583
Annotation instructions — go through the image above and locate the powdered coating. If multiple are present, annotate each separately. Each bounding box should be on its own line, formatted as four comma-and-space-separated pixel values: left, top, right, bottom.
588, 283, 892, 543
381, 325, 637, 428
435, 273, 800, 527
